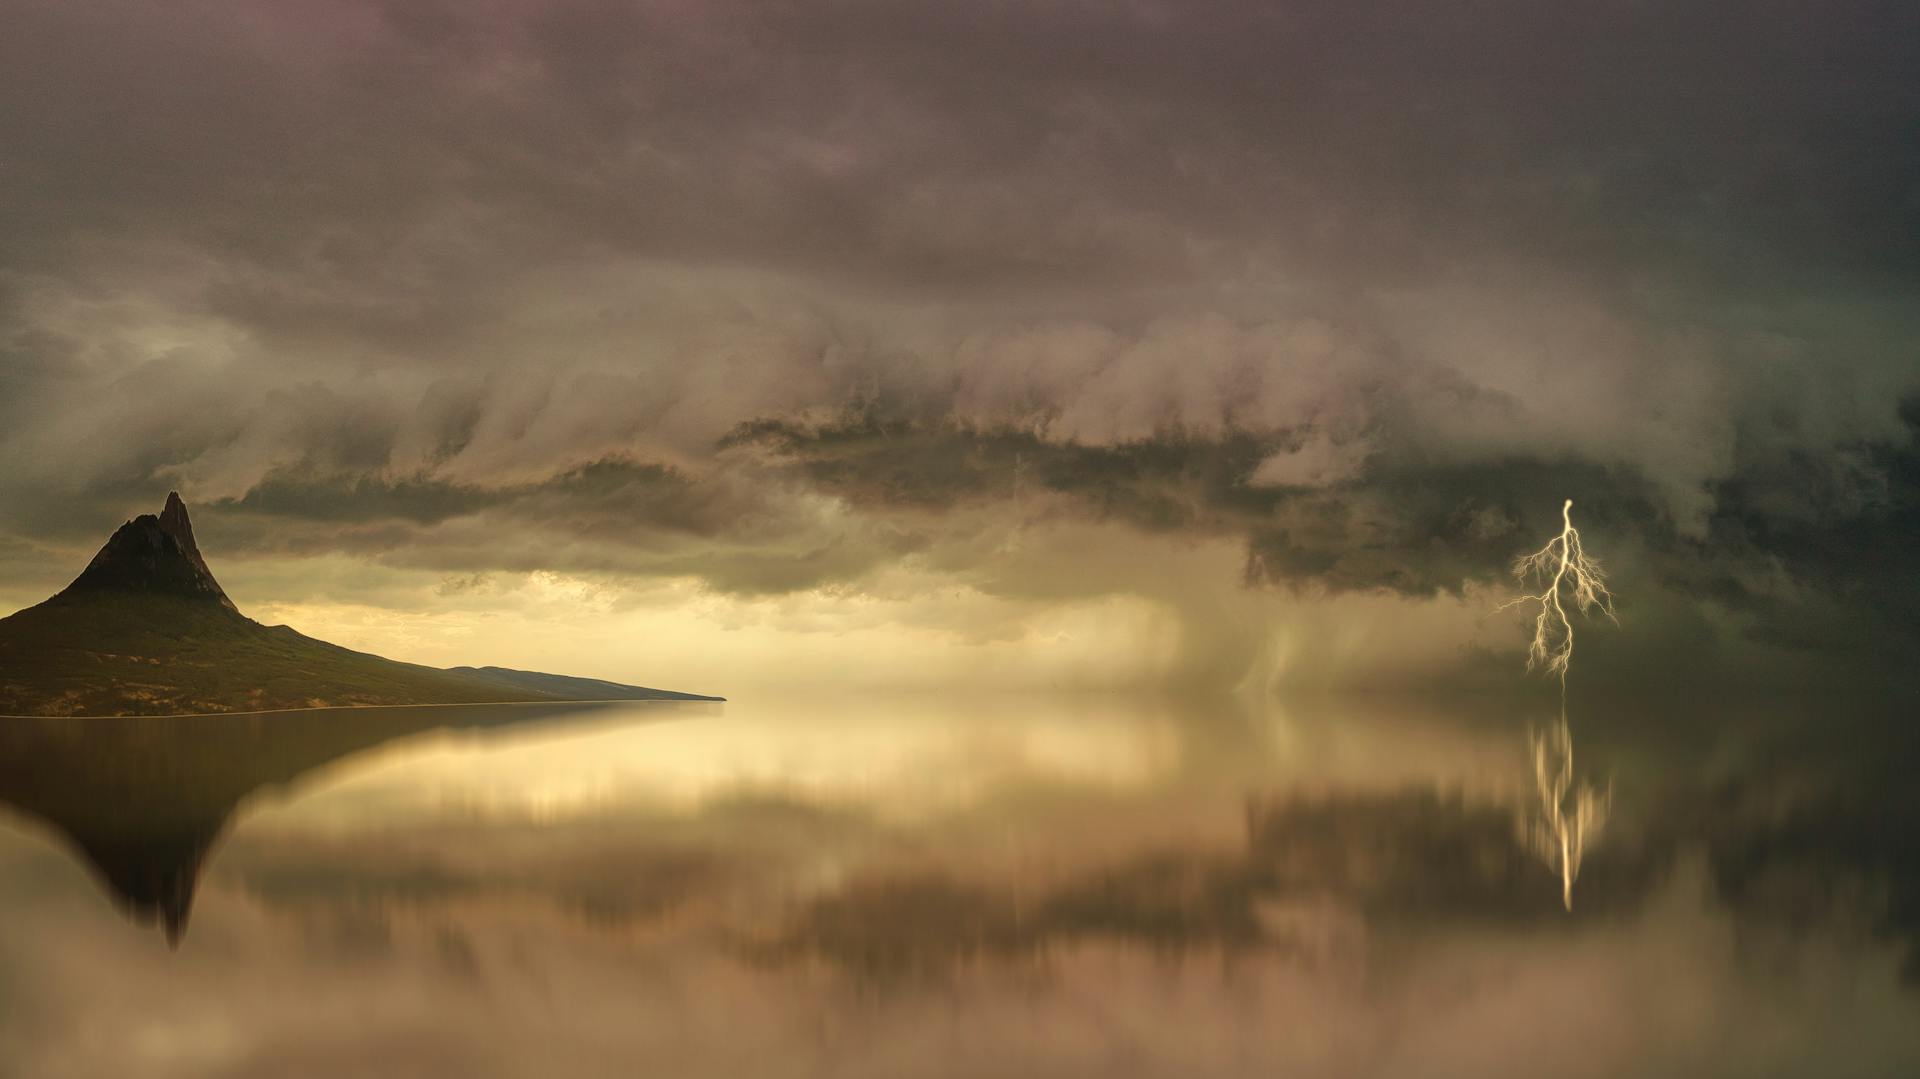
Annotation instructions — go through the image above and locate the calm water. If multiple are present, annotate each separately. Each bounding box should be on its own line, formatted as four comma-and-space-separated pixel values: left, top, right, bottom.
0, 691, 1914, 1077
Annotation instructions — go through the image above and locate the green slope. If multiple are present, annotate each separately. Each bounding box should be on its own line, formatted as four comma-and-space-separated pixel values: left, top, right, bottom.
0, 593, 717, 716
0, 493, 721, 716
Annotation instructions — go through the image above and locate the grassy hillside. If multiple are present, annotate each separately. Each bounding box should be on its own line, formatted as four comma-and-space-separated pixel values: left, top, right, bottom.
0, 593, 716, 716
0, 494, 719, 715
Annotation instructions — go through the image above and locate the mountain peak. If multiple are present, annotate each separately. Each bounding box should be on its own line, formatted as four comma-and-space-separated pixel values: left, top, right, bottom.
160, 490, 190, 536
2, 492, 720, 717
156, 490, 221, 587
54, 494, 237, 611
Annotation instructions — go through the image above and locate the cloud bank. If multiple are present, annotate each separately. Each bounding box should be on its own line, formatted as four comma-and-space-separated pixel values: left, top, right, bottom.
2, 0, 1916, 688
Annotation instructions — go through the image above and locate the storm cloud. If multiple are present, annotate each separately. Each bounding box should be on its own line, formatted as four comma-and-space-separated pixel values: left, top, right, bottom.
2, 0, 1916, 688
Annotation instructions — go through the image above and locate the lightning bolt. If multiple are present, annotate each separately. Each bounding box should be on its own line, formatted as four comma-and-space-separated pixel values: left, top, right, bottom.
1500, 498, 1615, 911
1497, 499, 1617, 694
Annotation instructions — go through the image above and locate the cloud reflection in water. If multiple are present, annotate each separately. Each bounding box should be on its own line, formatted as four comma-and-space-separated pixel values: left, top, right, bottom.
0, 692, 1914, 1077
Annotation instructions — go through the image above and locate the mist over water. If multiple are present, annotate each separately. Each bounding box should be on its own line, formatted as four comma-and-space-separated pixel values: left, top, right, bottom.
0, 691, 1913, 1077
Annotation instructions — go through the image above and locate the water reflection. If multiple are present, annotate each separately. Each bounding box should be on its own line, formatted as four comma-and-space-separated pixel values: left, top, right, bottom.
1524, 714, 1611, 911
0, 691, 1914, 1076
0, 702, 684, 942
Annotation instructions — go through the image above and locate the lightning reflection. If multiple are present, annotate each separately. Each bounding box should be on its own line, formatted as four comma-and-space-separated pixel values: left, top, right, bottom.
1503, 499, 1615, 910
1527, 713, 1610, 911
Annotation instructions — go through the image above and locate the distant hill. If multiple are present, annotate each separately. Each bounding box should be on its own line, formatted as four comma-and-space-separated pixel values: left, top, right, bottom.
0, 493, 721, 716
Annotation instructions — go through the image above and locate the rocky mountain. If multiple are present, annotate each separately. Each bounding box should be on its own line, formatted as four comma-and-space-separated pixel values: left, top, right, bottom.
59, 492, 238, 611
0, 493, 721, 716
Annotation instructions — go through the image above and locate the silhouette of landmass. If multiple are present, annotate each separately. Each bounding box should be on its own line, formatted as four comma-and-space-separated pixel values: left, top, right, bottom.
0, 493, 720, 715
0, 701, 655, 943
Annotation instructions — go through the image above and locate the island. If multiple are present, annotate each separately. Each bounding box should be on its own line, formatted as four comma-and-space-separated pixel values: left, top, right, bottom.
0, 493, 722, 716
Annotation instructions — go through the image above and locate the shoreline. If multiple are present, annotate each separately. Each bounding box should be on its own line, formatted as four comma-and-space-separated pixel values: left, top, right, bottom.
0, 695, 725, 721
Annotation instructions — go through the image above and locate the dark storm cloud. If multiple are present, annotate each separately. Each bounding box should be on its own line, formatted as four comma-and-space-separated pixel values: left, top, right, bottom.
1, 0, 1917, 680
5, 0, 1916, 297
725, 404, 1920, 679
721, 412, 1567, 593
214, 458, 715, 533
196, 455, 930, 597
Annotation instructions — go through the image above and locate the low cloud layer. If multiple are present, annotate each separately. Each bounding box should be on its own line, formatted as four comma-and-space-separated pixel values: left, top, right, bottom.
2, 0, 1916, 688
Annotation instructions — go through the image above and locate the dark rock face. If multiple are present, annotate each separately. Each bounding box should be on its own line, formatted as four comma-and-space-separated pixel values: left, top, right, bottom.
157, 491, 222, 590
54, 491, 237, 612
0, 491, 720, 715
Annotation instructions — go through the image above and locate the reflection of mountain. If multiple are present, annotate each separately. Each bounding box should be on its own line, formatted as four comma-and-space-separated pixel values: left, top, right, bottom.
0, 493, 721, 716
0, 701, 643, 944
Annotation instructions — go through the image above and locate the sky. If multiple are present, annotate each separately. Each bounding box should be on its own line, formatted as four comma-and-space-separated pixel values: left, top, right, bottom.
2, 0, 1917, 694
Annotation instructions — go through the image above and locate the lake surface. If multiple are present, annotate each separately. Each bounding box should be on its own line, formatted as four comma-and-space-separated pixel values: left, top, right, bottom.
0, 690, 1914, 1077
